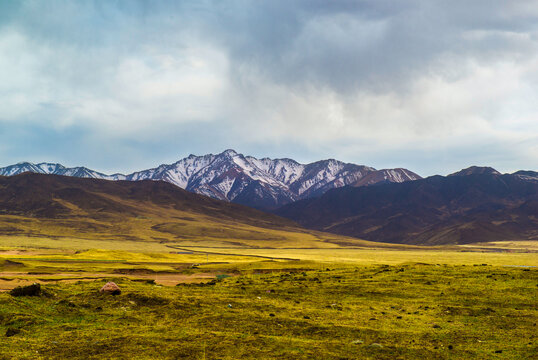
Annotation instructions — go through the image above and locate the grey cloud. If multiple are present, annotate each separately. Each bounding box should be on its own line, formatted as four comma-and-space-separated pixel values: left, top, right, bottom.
5, 0, 537, 93
202, 0, 538, 93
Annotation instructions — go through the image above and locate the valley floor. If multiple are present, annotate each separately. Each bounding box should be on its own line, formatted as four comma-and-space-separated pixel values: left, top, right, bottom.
0, 240, 536, 359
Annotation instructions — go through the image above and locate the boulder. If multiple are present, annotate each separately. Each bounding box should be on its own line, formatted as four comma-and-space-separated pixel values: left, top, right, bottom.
99, 282, 121, 295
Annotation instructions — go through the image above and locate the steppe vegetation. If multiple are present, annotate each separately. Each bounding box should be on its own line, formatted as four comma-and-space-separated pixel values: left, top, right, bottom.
0, 241, 536, 359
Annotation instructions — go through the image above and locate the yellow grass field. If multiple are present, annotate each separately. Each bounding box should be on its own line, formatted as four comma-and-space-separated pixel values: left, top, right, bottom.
1, 234, 536, 291
1, 233, 537, 359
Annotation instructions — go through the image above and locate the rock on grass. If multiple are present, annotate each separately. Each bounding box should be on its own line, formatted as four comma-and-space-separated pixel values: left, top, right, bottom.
99, 282, 121, 295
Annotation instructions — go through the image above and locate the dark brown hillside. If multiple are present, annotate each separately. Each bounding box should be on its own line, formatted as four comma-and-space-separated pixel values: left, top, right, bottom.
0, 173, 300, 229
0, 173, 379, 248
275, 170, 538, 245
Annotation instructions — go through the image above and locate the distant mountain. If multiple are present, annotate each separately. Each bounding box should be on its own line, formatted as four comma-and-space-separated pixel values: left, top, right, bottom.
352, 168, 421, 187
275, 167, 538, 245
0, 150, 421, 209
0, 162, 125, 180
449, 166, 501, 177
126, 150, 420, 208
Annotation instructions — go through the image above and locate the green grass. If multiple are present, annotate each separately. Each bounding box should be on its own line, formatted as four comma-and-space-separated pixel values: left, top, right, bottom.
1, 241, 536, 359
195, 247, 538, 267
0, 262, 536, 359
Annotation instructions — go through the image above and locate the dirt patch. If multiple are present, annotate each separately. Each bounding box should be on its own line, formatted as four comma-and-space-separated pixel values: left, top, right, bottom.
0, 250, 50, 256
0, 278, 38, 291
0, 271, 230, 289
131, 272, 222, 286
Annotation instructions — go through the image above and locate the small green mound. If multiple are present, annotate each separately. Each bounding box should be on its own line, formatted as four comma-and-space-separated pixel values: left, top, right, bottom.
9, 283, 41, 297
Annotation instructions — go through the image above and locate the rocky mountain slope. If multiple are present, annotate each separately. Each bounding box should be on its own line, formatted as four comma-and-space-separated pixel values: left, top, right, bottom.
0, 150, 421, 209
275, 167, 538, 245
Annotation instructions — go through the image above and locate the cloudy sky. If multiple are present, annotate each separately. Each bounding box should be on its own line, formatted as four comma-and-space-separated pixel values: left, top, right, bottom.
1, 0, 537, 176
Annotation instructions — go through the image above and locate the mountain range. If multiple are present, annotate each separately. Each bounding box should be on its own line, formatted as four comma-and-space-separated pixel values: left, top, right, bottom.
276, 167, 538, 245
1, 151, 536, 245
0, 150, 421, 209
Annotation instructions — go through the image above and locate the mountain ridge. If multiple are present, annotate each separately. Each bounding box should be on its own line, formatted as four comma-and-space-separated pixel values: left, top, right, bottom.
0, 150, 421, 209
275, 170, 538, 245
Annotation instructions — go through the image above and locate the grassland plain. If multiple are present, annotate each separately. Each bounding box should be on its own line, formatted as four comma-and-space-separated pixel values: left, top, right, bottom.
0, 263, 536, 359
0, 242, 537, 359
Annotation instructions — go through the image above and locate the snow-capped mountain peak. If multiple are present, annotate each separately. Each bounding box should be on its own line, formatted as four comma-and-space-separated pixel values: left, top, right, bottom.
0, 150, 422, 209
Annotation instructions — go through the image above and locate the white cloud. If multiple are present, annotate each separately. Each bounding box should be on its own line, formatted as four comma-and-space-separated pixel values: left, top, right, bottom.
0, 25, 230, 138
70, 45, 230, 137
222, 56, 538, 145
